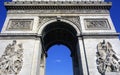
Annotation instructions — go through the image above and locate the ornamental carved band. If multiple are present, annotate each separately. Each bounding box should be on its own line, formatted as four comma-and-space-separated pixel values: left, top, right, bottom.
0, 40, 23, 75
7, 19, 33, 31
85, 19, 110, 30
96, 40, 120, 75
38, 16, 80, 29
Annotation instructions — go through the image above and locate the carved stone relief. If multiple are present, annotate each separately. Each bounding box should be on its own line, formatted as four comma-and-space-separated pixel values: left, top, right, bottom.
0, 40, 23, 75
8, 9, 109, 14
84, 19, 110, 30
96, 40, 120, 75
38, 16, 56, 28
38, 16, 80, 30
7, 19, 33, 31
62, 16, 80, 28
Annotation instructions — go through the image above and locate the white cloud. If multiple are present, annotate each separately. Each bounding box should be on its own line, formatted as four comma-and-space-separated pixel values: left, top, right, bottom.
55, 59, 61, 63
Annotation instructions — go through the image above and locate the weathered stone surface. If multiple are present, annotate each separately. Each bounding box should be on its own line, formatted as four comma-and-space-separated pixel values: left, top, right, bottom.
0, 0, 120, 75
0, 40, 23, 75
83, 38, 120, 75
7, 19, 33, 30
84, 19, 110, 30
7, 9, 109, 14
105, 72, 120, 75
96, 40, 120, 74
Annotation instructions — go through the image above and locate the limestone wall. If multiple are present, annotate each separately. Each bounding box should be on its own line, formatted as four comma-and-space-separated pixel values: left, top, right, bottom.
0, 39, 41, 75
1, 14, 39, 34
83, 37, 120, 75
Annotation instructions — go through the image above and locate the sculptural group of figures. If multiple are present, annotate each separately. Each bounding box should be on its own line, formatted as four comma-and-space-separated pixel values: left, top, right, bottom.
96, 40, 120, 75
0, 40, 23, 75
0, 39, 120, 75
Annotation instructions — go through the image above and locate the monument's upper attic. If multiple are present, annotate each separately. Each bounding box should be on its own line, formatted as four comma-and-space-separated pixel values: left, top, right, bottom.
5, 0, 110, 11
13, 0, 104, 1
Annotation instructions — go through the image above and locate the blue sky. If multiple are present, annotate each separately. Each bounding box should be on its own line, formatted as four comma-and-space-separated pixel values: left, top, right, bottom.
46, 45, 73, 75
0, 0, 120, 75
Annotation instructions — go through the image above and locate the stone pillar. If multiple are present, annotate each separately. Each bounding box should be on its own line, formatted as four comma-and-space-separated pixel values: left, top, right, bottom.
76, 37, 89, 75
40, 53, 46, 75
30, 38, 42, 75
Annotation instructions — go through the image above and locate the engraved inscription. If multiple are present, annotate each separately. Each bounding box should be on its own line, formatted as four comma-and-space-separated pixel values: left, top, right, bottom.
7, 19, 33, 30
0, 40, 23, 75
85, 19, 110, 30
96, 40, 120, 75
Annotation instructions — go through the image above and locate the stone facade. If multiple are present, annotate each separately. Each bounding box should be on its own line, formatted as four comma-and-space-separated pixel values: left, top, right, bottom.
0, 0, 120, 75
0, 40, 23, 75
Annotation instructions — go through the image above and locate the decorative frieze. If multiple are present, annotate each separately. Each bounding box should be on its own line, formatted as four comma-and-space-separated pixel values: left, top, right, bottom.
5, 1, 111, 11
39, 16, 56, 28
8, 9, 109, 14
7, 19, 33, 31
84, 19, 110, 30
38, 16, 80, 30
0, 40, 23, 75
96, 40, 120, 75
62, 16, 80, 28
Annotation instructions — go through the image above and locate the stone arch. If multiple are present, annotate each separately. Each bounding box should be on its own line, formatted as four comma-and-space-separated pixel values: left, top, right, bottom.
38, 19, 81, 36
41, 21, 77, 54
39, 20, 83, 75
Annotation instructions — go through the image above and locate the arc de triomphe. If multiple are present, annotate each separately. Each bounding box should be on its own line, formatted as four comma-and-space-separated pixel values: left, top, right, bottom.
0, 0, 120, 75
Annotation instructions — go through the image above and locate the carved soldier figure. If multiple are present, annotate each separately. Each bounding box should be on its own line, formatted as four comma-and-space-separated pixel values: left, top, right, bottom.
96, 40, 120, 75
0, 40, 23, 75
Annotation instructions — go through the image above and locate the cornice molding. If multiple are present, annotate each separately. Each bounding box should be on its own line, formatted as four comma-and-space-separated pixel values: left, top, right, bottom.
4, 1, 112, 10
0, 32, 119, 37
80, 32, 120, 37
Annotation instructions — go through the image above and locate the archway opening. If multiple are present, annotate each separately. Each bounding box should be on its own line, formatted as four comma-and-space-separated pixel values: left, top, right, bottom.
46, 44, 73, 75
40, 21, 83, 75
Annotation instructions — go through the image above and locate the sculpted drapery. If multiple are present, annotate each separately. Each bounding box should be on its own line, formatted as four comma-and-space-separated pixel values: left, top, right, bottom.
96, 40, 120, 75
0, 40, 23, 75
